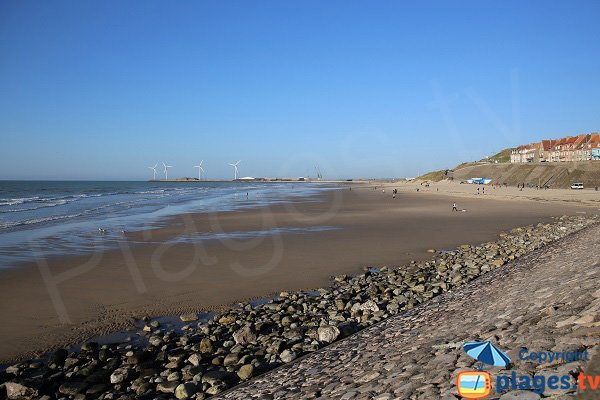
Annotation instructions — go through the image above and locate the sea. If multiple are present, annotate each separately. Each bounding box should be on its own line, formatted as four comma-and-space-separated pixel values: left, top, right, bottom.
0, 181, 335, 268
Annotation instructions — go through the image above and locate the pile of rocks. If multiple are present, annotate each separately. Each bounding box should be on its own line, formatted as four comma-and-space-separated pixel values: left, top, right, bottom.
1, 215, 597, 400
217, 216, 600, 399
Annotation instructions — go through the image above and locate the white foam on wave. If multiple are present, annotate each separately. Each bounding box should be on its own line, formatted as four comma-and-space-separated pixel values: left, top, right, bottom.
0, 199, 69, 213
0, 196, 40, 206
0, 213, 80, 229
0, 198, 140, 229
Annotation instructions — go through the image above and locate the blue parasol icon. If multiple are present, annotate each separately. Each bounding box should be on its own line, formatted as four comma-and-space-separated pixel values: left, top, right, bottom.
464, 341, 511, 367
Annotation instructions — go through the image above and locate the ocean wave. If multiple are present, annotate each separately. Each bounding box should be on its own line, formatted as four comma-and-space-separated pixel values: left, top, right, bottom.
0, 195, 94, 212
136, 189, 166, 194
0, 199, 69, 213
0, 184, 325, 232
0, 196, 40, 206
0, 192, 128, 211
0, 213, 81, 229
0, 198, 141, 229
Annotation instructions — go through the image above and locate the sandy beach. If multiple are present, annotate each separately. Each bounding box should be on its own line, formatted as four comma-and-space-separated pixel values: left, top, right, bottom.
0, 183, 598, 363
395, 179, 600, 206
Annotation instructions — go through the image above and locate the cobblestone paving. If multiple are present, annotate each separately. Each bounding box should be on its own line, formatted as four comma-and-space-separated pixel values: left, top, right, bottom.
217, 224, 600, 400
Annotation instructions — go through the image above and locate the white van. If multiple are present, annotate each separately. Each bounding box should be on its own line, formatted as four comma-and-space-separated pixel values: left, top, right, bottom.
570, 183, 584, 190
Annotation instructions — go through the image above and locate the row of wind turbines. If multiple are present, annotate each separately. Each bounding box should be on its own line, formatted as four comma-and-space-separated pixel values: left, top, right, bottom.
147, 161, 242, 181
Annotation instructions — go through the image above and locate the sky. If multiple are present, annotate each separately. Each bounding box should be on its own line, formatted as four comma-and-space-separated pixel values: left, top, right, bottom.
1, 0, 599, 180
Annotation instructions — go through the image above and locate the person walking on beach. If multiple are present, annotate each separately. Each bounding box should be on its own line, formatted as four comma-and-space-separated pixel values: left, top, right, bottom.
452, 202, 458, 212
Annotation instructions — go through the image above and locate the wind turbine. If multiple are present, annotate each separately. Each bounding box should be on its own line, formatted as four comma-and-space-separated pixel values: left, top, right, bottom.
162, 162, 173, 180
193, 160, 205, 180
148, 163, 158, 180
228, 160, 241, 180
315, 166, 323, 180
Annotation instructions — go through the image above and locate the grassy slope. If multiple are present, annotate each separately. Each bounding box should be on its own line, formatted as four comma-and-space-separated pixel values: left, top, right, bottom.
488, 148, 513, 163
416, 170, 448, 182
417, 148, 513, 182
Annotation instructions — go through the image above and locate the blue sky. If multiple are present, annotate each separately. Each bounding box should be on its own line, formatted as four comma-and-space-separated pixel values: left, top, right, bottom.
1, 0, 599, 180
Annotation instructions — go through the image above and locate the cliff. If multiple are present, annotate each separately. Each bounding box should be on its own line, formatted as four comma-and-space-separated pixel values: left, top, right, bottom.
447, 161, 600, 188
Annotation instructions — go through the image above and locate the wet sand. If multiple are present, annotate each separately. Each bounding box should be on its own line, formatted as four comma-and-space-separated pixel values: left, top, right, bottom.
0, 186, 596, 362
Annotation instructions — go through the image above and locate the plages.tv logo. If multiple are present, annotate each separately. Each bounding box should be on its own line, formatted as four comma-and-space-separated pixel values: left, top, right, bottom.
456, 341, 511, 399
456, 371, 492, 399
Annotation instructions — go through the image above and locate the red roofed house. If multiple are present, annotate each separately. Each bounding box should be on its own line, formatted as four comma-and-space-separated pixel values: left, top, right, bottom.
510, 133, 599, 163
551, 137, 567, 162
559, 136, 577, 162
540, 139, 555, 162
570, 134, 591, 161
587, 133, 600, 160
510, 143, 542, 163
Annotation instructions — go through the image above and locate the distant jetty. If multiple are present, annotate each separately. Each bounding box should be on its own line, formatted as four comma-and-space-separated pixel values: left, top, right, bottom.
149, 177, 357, 183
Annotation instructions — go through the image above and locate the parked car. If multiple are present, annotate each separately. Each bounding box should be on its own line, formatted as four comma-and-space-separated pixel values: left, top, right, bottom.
570, 182, 584, 190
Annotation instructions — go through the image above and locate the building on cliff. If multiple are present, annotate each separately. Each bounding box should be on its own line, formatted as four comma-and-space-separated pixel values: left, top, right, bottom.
510, 133, 600, 163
